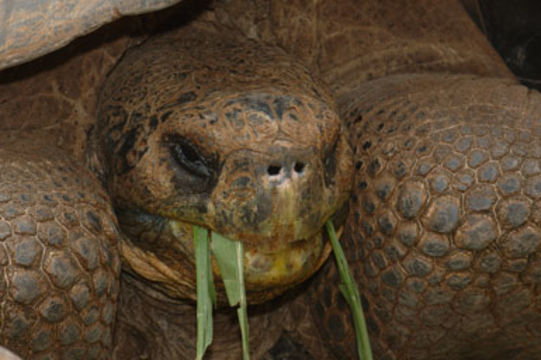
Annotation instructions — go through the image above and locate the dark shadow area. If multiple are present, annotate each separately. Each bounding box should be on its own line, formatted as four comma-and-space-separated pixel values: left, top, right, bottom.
466, 0, 541, 90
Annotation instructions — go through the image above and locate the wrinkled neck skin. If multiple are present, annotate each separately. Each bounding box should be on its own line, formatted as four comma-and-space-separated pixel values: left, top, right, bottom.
213, 0, 514, 97
92, 16, 353, 306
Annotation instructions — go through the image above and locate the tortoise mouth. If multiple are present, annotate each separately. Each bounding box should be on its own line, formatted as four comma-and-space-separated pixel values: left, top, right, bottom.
117, 201, 348, 303
168, 218, 342, 301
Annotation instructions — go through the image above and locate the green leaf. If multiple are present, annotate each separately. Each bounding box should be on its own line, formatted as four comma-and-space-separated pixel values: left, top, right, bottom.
326, 220, 373, 360
211, 232, 250, 360
194, 226, 216, 360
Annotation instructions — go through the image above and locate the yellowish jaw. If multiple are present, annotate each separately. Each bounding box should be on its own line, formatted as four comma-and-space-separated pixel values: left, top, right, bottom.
242, 231, 331, 291
169, 219, 336, 296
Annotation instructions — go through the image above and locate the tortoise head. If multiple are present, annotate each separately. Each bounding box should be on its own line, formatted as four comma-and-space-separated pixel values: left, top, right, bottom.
95, 27, 353, 303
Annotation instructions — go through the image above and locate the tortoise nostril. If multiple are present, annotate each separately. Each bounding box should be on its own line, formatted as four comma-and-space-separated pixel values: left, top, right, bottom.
267, 165, 282, 176
294, 162, 305, 173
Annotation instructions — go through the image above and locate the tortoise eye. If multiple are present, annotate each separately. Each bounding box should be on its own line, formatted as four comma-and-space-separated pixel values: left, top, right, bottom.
170, 138, 211, 178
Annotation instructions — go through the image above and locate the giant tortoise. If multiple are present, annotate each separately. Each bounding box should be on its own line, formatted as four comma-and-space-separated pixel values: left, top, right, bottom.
1, 0, 541, 359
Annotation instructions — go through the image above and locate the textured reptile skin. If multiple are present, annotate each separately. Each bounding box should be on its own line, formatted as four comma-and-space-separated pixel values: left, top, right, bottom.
0, 140, 121, 359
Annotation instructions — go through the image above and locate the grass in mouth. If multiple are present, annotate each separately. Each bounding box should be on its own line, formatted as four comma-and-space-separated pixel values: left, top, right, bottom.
326, 220, 373, 360
194, 222, 372, 360
211, 232, 250, 360
194, 226, 249, 360
194, 226, 216, 360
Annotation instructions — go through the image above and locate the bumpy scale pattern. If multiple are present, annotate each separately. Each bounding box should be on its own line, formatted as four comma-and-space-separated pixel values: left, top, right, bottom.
0, 141, 121, 360
311, 74, 541, 360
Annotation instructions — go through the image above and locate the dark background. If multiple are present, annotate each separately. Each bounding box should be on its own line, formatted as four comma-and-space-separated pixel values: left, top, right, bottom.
462, 0, 541, 90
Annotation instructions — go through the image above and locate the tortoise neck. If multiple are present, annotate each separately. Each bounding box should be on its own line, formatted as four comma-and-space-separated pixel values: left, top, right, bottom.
113, 272, 286, 359
213, 0, 514, 99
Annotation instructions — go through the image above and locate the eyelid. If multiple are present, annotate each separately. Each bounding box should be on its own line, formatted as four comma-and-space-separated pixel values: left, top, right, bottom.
163, 134, 215, 178
173, 143, 211, 178
173, 141, 206, 165
164, 134, 206, 159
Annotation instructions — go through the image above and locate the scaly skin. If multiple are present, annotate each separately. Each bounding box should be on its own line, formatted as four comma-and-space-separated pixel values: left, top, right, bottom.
312, 75, 541, 359
0, 140, 120, 359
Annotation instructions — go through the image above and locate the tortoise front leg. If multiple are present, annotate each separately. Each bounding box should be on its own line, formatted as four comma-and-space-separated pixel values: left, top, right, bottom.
311, 75, 541, 360
0, 140, 121, 360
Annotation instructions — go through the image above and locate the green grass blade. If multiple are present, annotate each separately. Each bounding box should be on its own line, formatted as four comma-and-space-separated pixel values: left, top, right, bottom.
211, 232, 250, 360
237, 305, 250, 360
326, 220, 373, 360
194, 226, 215, 360
211, 232, 241, 306
235, 241, 250, 360
208, 247, 217, 308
